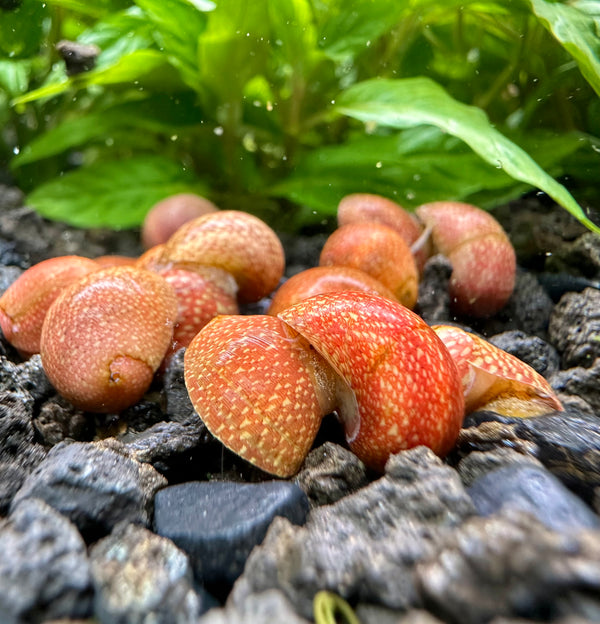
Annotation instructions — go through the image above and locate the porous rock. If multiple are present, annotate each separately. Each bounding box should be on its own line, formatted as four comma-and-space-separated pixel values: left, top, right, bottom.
475, 269, 554, 337
489, 330, 560, 378
198, 589, 311, 624
33, 399, 89, 446
11, 441, 166, 541
162, 348, 198, 425
457, 447, 543, 488
0, 354, 54, 404
0, 390, 47, 513
294, 442, 369, 508
468, 464, 600, 532
551, 358, 600, 412
229, 446, 475, 619
90, 522, 203, 624
549, 288, 600, 368
416, 254, 452, 324
416, 510, 600, 623
153, 481, 309, 587
460, 409, 600, 509
119, 419, 210, 480
546, 231, 600, 279
0, 497, 92, 623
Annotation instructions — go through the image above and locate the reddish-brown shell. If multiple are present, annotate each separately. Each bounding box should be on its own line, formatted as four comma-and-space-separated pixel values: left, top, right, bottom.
142, 193, 219, 249
432, 325, 563, 417
279, 291, 464, 471
184, 314, 330, 477
163, 210, 285, 303
416, 201, 516, 317
0, 255, 99, 356
319, 222, 419, 309
160, 266, 239, 360
338, 193, 430, 272
40, 266, 178, 413
267, 266, 397, 315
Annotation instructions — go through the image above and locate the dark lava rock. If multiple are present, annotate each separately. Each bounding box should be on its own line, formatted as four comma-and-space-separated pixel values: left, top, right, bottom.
460, 410, 600, 510
489, 330, 560, 378
120, 419, 209, 481
0, 390, 47, 513
457, 447, 543, 488
546, 231, 600, 279
163, 348, 198, 425
549, 287, 600, 368
294, 442, 369, 508
0, 498, 92, 623
0, 354, 54, 404
11, 441, 166, 541
90, 522, 204, 624
198, 589, 311, 624
475, 269, 554, 338
33, 399, 90, 446
416, 510, 600, 624
229, 446, 475, 619
416, 254, 452, 324
153, 481, 309, 588
551, 358, 600, 413
468, 464, 600, 532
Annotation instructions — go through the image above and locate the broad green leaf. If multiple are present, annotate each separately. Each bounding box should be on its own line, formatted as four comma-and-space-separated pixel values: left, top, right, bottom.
42, 0, 131, 19
197, 1, 270, 106
12, 93, 201, 168
0, 59, 30, 97
0, 0, 47, 59
12, 49, 173, 105
314, 0, 403, 61
26, 156, 205, 228
530, 0, 600, 97
335, 77, 600, 234
133, 0, 213, 88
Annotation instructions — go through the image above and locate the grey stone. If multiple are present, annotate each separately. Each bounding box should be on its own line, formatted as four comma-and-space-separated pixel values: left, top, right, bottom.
120, 419, 208, 479
90, 523, 201, 624
551, 358, 600, 412
458, 447, 543, 488
0, 389, 47, 513
549, 288, 600, 368
476, 270, 554, 337
416, 254, 452, 324
0, 498, 92, 623
546, 231, 600, 279
416, 510, 600, 623
163, 348, 198, 425
468, 464, 600, 532
153, 480, 309, 587
294, 442, 369, 508
199, 589, 311, 624
230, 447, 475, 619
33, 399, 89, 446
11, 441, 166, 541
0, 264, 22, 294
0, 354, 54, 402
489, 330, 560, 378
460, 410, 600, 509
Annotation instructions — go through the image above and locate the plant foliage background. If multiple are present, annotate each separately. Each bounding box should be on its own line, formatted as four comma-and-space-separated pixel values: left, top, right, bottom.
1, 0, 599, 233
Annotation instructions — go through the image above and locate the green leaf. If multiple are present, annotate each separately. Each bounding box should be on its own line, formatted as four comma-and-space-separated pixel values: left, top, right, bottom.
133, 0, 213, 88
0, 0, 47, 59
529, 0, 600, 97
12, 93, 201, 168
26, 156, 205, 228
0, 59, 30, 97
335, 77, 600, 234
314, 0, 403, 61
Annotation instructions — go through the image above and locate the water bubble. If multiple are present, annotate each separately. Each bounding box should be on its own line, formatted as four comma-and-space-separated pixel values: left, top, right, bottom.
375, 161, 382, 168
214, 126, 224, 136
12, 146, 19, 155
170, 135, 178, 142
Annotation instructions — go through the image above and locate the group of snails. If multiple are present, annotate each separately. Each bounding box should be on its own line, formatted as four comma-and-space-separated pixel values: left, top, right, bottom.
0, 193, 562, 476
